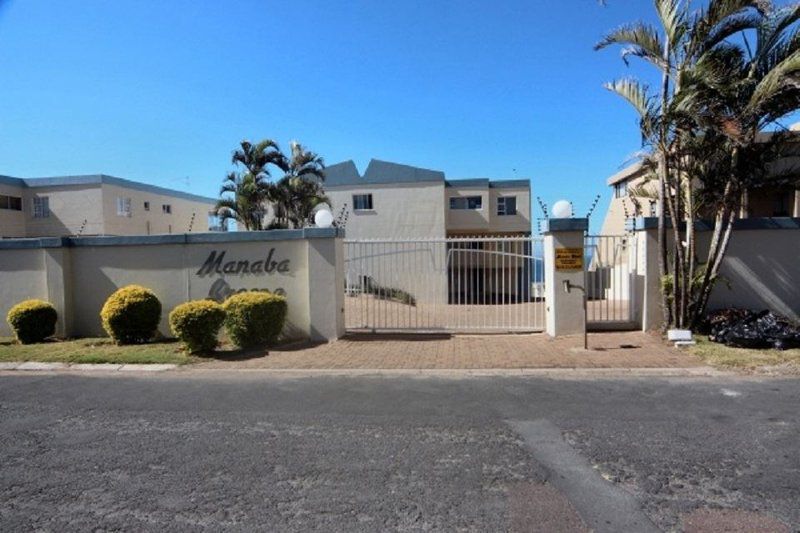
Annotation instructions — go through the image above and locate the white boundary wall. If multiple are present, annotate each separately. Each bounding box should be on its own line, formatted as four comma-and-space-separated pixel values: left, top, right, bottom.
0, 229, 345, 341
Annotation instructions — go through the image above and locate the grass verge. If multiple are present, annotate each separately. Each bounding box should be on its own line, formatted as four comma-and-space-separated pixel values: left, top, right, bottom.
0, 337, 194, 365
690, 337, 800, 372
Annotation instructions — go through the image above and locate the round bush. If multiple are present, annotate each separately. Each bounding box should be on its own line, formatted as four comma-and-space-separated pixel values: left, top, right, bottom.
100, 285, 162, 344
6, 299, 58, 344
222, 291, 287, 348
169, 300, 226, 354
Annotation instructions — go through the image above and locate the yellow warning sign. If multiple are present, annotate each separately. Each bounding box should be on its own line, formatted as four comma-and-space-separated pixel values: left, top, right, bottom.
555, 248, 583, 271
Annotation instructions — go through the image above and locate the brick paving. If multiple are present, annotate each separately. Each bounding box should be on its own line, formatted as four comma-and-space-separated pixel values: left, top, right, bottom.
195, 331, 703, 370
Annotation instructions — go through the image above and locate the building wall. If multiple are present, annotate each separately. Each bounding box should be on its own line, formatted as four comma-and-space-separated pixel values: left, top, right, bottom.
445, 186, 531, 235
23, 184, 105, 237
327, 182, 446, 239
0, 248, 48, 326
0, 181, 26, 237
100, 183, 214, 235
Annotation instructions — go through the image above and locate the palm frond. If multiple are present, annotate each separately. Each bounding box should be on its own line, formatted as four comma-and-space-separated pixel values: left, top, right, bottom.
595, 22, 668, 69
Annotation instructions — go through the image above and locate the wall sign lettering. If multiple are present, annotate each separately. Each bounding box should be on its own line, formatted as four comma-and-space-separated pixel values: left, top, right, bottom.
196, 249, 290, 276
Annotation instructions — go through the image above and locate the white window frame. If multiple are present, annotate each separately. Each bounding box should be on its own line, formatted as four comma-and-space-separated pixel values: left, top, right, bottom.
352, 194, 373, 211
162, 204, 172, 214
32, 196, 50, 219
144, 201, 150, 211
614, 182, 628, 199
497, 196, 517, 216
116, 197, 132, 217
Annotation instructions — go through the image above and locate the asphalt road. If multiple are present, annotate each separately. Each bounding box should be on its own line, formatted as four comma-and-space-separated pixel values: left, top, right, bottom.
0, 372, 798, 532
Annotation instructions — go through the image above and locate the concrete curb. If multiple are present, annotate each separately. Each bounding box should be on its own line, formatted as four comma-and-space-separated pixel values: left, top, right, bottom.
0, 362, 178, 372
176, 366, 731, 378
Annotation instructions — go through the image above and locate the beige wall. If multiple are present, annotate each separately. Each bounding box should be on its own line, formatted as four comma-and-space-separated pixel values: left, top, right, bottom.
24, 184, 105, 237
0, 232, 345, 342
327, 182, 446, 239
0, 248, 48, 332
446, 186, 531, 235
0, 182, 26, 237
100, 183, 214, 236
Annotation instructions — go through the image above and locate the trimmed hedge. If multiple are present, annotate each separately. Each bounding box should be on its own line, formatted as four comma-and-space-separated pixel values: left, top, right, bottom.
222, 291, 287, 348
6, 299, 58, 344
169, 300, 226, 354
100, 285, 162, 344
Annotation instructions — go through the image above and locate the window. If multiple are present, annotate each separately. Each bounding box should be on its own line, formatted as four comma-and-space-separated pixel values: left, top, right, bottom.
352, 194, 373, 211
0, 195, 22, 211
144, 201, 150, 211
497, 196, 517, 216
614, 182, 628, 199
449, 196, 482, 210
116, 197, 132, 217
162, 204, 172, 214
32, 196, 50, 218
773, 191, 792, 217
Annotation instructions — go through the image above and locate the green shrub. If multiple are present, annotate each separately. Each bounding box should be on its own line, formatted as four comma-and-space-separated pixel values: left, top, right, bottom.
6, 299, 58, 344
169, 300, 226, 354
222, 291, 287, 348
100, 285, 162, 344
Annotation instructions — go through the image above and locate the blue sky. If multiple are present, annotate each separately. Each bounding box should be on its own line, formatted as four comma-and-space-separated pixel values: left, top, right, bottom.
0, 1, 792, 228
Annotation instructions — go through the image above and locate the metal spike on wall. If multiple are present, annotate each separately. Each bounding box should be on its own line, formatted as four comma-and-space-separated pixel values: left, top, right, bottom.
188, 212, 195, 232
585, 194, 601, 219
77, 219, 87, 237
536, 196, 549, 218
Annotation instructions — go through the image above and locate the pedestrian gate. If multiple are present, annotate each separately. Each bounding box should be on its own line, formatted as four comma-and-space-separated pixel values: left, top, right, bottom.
344, 236, 545, 333
584, 234, 637, 329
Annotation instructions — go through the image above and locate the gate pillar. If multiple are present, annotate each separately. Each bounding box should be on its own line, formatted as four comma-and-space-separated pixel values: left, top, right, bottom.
543, 218, 588, 337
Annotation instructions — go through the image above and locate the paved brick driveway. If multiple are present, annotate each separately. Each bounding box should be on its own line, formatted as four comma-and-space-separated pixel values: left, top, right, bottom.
196, 331, 703, 370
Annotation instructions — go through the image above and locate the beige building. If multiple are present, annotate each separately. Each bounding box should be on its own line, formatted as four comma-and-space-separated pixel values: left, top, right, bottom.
0, 174, 219, 238
600, 128, 800, 236
324, 159, 531, 239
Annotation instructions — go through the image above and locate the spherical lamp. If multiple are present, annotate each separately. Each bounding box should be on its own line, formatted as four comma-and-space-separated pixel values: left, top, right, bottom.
552, 200, 573, 218
314, 208, 334, 228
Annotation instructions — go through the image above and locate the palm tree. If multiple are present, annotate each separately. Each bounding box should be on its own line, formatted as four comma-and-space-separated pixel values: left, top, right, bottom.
215, 140, 286, 230
677, 3, 800, 325
268, 141, 328, 229
596, 0, 771, 327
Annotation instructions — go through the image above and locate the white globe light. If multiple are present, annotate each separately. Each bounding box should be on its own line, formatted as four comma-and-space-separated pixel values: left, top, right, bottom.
552, 200, 573, 218
314, 208, 334, 228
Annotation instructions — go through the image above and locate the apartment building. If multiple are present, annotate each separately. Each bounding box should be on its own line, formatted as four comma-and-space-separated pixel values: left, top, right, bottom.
324, 158, 531, 238
324, 159, 533, 309
600, 126, 800, 236
0, 174, 219, 238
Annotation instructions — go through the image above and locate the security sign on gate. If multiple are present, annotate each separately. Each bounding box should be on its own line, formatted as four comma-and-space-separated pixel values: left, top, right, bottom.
554, 247, 583, 271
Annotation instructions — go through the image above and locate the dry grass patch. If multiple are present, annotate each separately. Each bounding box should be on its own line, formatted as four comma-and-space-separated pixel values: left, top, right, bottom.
690, 337, 800, 373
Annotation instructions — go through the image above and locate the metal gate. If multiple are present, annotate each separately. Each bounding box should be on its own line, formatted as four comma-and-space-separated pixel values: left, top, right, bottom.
344, 236, 545, 333
584, 234, 637, 328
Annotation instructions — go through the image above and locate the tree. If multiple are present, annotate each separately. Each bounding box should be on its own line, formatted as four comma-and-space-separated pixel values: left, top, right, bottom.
215, 140, 286, 230
596, 0, 799, 329
216, 139, 328, 231
268, 141, 328, 229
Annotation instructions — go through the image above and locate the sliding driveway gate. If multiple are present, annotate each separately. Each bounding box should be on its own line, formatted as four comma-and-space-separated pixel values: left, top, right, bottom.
344, 236, 545, 333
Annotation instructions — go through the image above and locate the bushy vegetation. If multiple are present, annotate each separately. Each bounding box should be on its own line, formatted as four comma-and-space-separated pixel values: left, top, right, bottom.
100, 285, 162, 344
169, 300, 226, 354
6, 299, 58, 344
222, 291, 287, 348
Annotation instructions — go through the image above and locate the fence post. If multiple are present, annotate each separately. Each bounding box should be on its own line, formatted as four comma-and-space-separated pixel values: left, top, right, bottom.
632, 217, 664, 331
543, 218, 588, 337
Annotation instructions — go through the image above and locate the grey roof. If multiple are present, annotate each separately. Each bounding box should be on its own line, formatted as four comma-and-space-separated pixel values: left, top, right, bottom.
0, 173, 216, 204
325, 158, 445, 187
324, 159, 529, 190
